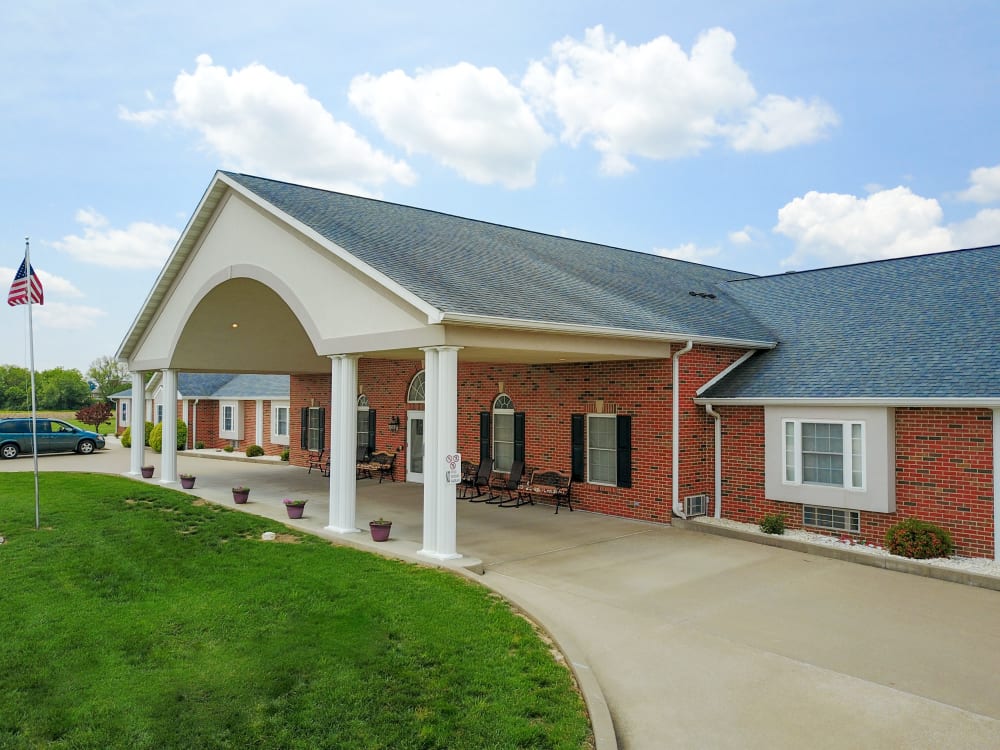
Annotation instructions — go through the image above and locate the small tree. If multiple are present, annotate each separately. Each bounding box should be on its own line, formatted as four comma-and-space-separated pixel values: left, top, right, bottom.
87, 355, 130, 401
76, 402, 113, 434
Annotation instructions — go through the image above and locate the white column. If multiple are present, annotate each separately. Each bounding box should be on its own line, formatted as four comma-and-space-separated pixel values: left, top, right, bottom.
419, 346, 462, 560
128, 371, 145, 475
255, 400, 264, 446
160, 369, 178, 484
326, 355, 361, 534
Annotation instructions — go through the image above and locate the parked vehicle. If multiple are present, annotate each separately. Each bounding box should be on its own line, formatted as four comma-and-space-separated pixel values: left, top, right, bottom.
0, 418, 106, 459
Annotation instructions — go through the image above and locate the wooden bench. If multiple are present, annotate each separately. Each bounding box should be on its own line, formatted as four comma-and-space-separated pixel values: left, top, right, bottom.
517, 469, 573, 514
307, 450, 326, 475
357, 450, 396, 483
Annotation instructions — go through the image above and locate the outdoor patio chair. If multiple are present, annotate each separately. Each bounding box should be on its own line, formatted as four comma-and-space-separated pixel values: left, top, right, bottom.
464, 458, 494, 501
307, 449, 326, 474
493, 460, 528, 507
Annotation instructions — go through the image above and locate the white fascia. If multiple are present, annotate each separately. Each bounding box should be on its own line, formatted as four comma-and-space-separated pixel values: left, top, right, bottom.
441, 312, 777, 349
693, 397, 1000, 407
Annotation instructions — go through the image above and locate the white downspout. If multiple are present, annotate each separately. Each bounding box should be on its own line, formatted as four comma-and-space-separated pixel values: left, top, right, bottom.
191, 399, 199, 450
672, 340, 694, 518
705, 403, 722, 519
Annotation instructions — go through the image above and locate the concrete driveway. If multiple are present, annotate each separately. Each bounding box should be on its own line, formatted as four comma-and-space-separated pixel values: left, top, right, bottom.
3, 443, 999, 749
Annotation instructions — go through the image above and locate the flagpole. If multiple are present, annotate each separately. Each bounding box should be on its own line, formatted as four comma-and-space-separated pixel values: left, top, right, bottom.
25, 237, 40, 530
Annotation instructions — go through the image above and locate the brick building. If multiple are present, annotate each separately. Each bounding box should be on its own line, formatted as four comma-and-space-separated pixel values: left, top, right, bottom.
116, 172, 999, 561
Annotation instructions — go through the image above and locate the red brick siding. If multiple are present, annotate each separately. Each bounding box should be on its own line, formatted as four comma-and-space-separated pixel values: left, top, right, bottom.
716, 406, 995, 558
290, 345, 747, 519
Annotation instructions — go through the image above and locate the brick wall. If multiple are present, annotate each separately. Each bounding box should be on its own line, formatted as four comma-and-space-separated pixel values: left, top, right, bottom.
716, 405, 995, 558
289, 345, 747, 520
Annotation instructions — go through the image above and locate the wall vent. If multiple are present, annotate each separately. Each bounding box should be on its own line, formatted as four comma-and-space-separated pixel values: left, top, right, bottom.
683, 494, 709, 517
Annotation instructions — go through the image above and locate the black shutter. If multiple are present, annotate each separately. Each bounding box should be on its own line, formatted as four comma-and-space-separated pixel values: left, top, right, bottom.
300, 407, 309, 450
514, 412, 525, 463
616, 415, 632, 488
367, 409, 377, 453
571, 414, 584, 481
479, 412, 491, 462
317, 408, 326, 451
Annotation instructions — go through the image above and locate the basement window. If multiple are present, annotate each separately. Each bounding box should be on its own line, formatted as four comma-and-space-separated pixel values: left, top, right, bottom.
803, 505, 860, 533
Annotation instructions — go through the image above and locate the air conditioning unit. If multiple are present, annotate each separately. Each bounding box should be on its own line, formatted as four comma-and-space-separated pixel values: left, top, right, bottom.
683, 494, 709, 517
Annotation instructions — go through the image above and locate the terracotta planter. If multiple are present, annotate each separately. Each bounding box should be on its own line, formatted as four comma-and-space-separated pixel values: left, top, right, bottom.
232, 489, 250, 504
369, 522, 392, 542
285, 503, 306, 519
140, 466, 154, 479
180, 476, 196, 489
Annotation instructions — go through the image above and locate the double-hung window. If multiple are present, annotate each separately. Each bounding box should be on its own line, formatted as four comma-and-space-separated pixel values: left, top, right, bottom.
307, 408, 323, 452
783, 419, 864, 490
271, 403, 289, 444
587, 414, 617, 485
492, 394, 515, 472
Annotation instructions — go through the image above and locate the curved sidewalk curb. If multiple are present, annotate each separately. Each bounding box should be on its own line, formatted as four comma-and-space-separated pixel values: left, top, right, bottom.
456, 568, 618, 750
673, 518, 1000, 592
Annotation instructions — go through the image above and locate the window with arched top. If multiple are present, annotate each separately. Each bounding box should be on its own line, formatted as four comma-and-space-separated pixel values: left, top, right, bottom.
407, 371, 425, 404
493, 394, 515, 472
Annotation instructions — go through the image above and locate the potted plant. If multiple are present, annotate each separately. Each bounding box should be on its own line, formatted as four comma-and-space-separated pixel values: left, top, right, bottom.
232, 486, 251, 504
140, 465, 154, 479
283, 498, 307, 519
179, 474, 196, 489
369, 517, 392, 542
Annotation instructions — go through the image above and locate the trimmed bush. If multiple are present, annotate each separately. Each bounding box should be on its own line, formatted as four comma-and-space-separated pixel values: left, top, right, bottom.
195, 441, 205, 450
148, 420, 189, 453
120, 426, 132, 448
245, 444, 264, 457
885, 518, 954, 559
223, 445, 234, 453
143, 421, 154, 446
759, 513, 787, 535
280, 449, 290, 462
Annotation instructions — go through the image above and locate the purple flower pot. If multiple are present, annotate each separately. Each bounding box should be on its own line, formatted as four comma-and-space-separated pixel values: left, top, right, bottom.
233, 489, 250, 504
369, 522, 392, 542
180, 477, 196, 489
285, 504, 305, 519
140, 467, 154, 479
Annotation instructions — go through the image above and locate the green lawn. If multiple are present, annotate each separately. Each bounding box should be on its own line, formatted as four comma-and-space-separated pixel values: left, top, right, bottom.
0, 474, 592, 749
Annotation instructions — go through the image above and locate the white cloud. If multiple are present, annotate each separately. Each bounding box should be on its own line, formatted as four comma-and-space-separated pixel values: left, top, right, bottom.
957, 163, 1000, 203
32, 302, 107, 331
522, 25, 837, 175
52, 209, 179, 270
725, 94, 839, 153
0, 266, 83, 299
349, 63, 551, 189
950, 208, 1000, 248
121, 54, 415, 194
728, 226, 755, 245
652, 242, 720, 263
774, 187, 957, 267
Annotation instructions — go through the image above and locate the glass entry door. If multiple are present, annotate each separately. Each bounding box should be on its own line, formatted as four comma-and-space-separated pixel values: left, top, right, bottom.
406, 411, 424, 482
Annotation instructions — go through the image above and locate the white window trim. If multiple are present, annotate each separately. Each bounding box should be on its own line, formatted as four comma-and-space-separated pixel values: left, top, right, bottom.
306, 407, 323, 452
155, 404, 164, 424
357, 395, 370, 450
492, 394, 515, 474
219, 400, 242, 440
586, 413, 617, 486
782, 419, 865, 491
271, 402, 289, 445
120, 401, 129, 427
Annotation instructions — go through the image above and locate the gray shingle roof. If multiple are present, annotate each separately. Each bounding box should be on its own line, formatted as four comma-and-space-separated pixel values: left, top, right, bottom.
703, 246, 1000, 400
110, 374, 288, 400
224, 172, 776, 345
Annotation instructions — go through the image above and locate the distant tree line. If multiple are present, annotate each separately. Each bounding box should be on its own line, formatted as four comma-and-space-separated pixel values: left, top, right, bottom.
0, 356, 130, 411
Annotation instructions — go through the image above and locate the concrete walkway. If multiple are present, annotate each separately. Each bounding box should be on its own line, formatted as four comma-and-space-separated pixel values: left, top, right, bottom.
4, 443, 1000, 749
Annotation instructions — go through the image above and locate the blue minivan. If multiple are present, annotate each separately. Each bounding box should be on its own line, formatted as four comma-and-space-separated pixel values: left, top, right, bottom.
0, 418, 106, 459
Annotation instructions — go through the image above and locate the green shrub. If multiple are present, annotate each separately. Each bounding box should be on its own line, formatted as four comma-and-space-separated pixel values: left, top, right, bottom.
143, 421, 154, 446
223, 445, 234, 453
280, 449, 290, 462
148, 420, 189, 453
245, 444, 264, 457
885, 518, 954, 559
195, 441, 205, 449
120, 426, 132, 448
759, 512, 787, 535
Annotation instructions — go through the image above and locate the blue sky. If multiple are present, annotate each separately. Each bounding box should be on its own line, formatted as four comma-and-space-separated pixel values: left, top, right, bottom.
2, 0, 998, 372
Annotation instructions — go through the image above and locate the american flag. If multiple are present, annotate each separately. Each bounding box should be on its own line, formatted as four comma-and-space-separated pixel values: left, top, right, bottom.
7, 257, 44, 306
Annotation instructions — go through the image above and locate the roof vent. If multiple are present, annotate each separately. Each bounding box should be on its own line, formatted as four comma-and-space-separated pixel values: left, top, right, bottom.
688, 291, 717, 299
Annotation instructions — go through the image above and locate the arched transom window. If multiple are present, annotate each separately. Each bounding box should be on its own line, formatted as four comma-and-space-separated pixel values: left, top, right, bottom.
407, 370, 425, 404
493, 394, 515, 472
357, 394, 371, 452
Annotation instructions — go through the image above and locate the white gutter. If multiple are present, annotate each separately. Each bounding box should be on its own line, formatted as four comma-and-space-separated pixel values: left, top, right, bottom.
442, 311, 777, 350
705, 403, 722, 519
672, 340, 694, 518
695, 350, 757, 396
692, 396, 1000, 407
